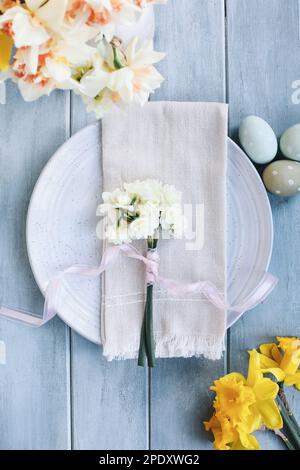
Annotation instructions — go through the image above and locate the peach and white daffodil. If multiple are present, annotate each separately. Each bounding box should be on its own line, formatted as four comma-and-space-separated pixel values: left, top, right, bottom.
0, 0, 167, 114
74, 37, 164, 115
65, 0, 164, 42
258, 337, 300, 390
81, 87, 126, 118
66, 0, 139, 42
0, 6, 49, 47
103, 37, 165, 104
123, 37, 164, 104
25, 0, 68, 33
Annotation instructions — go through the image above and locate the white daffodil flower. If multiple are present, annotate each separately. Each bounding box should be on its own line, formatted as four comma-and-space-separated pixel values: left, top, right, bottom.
16, 76, 55, 101
26, 0, 68, 32
106, 67, 134, 100
14, 45, 40, 75
42, 57, 71, 82
81, 88, 124, 118
0, 6, 49, 47
81, 38, 164, 110
124, 37, 164, 104
77, 55, 109, 97
109, 1, 140, 25
126, 37, 165, 67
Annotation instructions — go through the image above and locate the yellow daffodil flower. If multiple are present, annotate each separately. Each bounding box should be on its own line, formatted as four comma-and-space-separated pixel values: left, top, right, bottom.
204, 413, 239, 450
204, 410, 261, 451
210, 373, 256, 427
246, 350, 283, 430
204, 350, 283, 450
259, 337, 300, 390
0, 31, 13, 71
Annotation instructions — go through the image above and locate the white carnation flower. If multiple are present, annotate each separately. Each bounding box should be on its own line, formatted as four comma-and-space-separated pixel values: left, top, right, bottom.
105, 219, 131, 245
129, 207, 159, 240
102, 188, 133, 210
97, 178, 184, 244
124, 179, 163, 205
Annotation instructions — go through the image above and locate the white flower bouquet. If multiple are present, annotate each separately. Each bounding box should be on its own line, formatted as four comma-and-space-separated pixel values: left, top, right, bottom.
0, 0, 166, 116
98, 179, 185, 367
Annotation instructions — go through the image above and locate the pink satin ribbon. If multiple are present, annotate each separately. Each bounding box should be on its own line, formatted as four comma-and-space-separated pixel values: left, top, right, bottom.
0, 244, 278, 330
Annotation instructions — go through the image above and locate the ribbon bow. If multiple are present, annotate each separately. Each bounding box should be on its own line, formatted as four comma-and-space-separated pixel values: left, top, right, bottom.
0, 244, 278, 329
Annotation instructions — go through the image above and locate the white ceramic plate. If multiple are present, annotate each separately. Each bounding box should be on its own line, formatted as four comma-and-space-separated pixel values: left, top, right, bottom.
26, 123, 273, 343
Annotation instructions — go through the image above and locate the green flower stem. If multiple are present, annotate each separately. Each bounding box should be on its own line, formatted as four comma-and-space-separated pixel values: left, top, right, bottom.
138, 285, 155, 368
137, 238, 157, 368
279, 385, 300, 437
277, 395, 300, 450
145, 284, 155, 368
137, 313, 146, 367
273, 429, 295, 450
112, 46, 124, 70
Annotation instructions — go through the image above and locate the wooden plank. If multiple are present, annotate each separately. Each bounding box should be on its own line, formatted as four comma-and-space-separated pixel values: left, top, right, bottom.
0, 84, 71, 449
227, 0, 300, 450
70, 101, 148, 449
151, 0, 226, 450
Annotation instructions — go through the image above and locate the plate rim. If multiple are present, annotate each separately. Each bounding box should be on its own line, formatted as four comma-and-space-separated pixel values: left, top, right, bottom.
26, 122, 274, 341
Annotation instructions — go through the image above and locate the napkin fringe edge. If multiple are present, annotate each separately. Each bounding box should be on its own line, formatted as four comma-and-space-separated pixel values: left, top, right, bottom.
103, 334, 225, 362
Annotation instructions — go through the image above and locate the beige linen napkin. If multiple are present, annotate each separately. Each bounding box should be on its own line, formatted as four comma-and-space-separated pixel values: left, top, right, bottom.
101, 101, 228, 361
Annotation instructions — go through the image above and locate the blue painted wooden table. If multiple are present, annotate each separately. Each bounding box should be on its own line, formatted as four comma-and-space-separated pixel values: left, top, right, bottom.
0, 0, 300, 450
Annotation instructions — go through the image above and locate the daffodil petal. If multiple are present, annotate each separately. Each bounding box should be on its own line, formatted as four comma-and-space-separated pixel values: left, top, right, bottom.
257, 399, 283, 430
230, 439, 247, 450
238, 431, 261, 450
44, 57, 71, 82
25, 0, 46, 10
259, 353, 280, 369
280, 350, 300, 376
254, 378, 279, 400
226, 372, 246, 383
204, 414, 234, 451
259, 343, 276, 358
271, 345, 283, 363
237, 406, 262, 434
0, 32, 13, 71
12, 11, 49, 47
277, 337, 300, 351
284, 372, 300, 387
261, 367, 286, 382
247, 350, 263, 387
37, 0, 68, 31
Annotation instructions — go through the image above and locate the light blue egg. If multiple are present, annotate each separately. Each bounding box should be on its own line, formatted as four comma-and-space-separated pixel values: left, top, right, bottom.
280, 124, 300, 161
239, 116, 278, 164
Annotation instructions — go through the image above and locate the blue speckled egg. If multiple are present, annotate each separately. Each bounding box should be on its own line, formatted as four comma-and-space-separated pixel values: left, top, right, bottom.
239, 116, 278, 164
